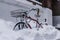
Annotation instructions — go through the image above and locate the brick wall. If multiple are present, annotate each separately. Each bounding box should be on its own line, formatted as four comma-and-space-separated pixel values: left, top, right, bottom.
52, 0, 60, 16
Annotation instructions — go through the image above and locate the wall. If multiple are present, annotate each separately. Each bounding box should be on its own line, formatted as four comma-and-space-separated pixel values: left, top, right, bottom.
53, 16, 60, 26
0, 0, 52, 25
0, 0, 33, 23
52, 0, 60, 16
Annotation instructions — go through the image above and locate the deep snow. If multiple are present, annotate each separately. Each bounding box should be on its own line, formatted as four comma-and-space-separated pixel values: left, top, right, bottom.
0, 19, 60, 40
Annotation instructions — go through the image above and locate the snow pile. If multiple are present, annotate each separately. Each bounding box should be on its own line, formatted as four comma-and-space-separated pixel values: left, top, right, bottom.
0, 19, 60, 40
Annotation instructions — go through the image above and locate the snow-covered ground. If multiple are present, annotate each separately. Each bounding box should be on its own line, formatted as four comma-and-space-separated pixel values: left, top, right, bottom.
0, 19, 60, 40
0, 0, 60, 40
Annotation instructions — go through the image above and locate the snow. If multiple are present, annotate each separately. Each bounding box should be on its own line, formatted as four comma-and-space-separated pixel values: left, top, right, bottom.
0, 0, 59, 40
0, 19, 60, 40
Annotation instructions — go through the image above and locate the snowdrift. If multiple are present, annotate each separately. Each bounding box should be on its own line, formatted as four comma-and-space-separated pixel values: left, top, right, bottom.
0, 19, 60, 40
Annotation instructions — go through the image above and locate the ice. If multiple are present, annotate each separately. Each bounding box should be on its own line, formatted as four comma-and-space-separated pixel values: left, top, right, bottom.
0, 19, 60, 40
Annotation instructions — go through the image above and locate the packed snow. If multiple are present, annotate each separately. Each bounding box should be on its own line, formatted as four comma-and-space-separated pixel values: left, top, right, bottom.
0, 19, 60, 40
